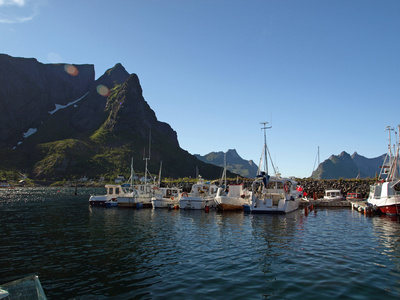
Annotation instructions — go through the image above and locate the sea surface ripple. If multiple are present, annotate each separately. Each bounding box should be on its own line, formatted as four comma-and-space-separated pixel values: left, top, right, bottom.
1, 187, 400, 299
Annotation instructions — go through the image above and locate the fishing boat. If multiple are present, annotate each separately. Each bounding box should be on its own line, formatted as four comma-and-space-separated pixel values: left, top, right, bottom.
151, 187, 182, 208
121, 131, 158, 208
214, 155, 252, 211
323, 189, 344, 201
89, 183, 137, 207
244, 122, 303, 214
179, 176, 218, 210
89, 159, 141, 208
367, 126, 400, 215
215, 184, 252, 211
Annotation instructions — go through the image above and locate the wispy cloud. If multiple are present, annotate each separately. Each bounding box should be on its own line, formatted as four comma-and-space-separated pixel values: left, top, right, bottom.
0, 0, 41, 24
0, 0, 26, 7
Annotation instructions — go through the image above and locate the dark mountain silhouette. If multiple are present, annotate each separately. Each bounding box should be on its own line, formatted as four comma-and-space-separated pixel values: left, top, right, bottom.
0, 54, 235, 181
311, 151, 385, 179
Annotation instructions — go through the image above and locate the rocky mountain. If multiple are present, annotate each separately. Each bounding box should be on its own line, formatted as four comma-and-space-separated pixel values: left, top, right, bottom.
0, 54, 235, 181
195, 149, 258, 178
311, 151, 385, 179
0, 54, 94, 148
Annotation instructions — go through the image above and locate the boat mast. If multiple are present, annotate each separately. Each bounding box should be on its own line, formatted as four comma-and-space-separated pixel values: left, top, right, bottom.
259, 122, 276, 175
312, 146, 320, 178
388, 125, 400, 181
222, 153, 227, 188
158, 161, 162, 187
130, 157, 134, 186
143, 130, 151, 189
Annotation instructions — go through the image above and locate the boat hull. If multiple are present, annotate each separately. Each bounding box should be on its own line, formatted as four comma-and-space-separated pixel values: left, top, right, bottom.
368, 182, 400, 216
89, 195, 114, 206
214, 194, 250, 211
179, 197, 216, 210
373, 203, 400, 215
117, 197, 143, 208
151, 199, 179, 209
217, 203, 245, 211
246, 198, 300, 214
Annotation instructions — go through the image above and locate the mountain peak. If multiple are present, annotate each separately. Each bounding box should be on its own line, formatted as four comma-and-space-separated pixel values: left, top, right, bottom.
94, 63, 130, 90
226, 149, 239, 158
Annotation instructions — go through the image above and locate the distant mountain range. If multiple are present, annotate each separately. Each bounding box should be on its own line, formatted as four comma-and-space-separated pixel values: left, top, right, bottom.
0, 54, 387, 181
194, 149, 259, 178
311, 151, 386, 179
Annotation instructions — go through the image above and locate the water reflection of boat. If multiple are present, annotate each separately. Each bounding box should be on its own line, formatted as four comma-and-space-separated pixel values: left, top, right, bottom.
244, 123, 302, 214
367, 126, 400, 215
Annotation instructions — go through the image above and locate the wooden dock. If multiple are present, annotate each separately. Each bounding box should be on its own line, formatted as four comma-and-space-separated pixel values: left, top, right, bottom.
300, 198, 377, 216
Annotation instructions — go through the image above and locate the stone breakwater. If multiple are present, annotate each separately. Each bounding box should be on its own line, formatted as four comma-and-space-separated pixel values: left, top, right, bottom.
180, 178, 375, 199
296, 179, 374, 199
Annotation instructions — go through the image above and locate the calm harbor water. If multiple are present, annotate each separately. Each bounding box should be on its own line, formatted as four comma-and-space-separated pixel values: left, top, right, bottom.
1, 187, 400, 299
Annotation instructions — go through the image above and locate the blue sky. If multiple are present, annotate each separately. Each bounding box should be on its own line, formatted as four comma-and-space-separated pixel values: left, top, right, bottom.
1, 0, 399, 178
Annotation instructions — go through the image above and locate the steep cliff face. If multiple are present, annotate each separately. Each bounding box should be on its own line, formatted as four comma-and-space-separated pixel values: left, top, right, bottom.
1, 54, 227, 180
0, 54, 94, 147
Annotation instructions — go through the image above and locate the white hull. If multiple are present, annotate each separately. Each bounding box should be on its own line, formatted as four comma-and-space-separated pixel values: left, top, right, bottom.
214, 185, 251, 211
179, 196, 216, 210
151, 198, 179, 208
89, 194, 115, 206
117, 196, 143, 208
248, 197, 300, 214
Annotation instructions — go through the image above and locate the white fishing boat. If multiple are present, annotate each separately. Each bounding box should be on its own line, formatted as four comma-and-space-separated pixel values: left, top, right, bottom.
179, 176, 218, 210
89, 183, 137, 207
151, 187, 182, 208
244, 122, 303, 214
215, 184, 252, 211
119, 134, 160, 208
367, 126, 400, 215
89, 158, 142, 208
323, 189, 344, 201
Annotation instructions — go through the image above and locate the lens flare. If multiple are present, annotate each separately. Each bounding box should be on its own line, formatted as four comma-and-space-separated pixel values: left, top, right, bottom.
64, 64, 79, 76
96, 84, 110, 97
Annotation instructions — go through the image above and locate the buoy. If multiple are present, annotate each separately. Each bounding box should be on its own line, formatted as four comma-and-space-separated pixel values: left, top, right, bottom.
205, 205, 210, 213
